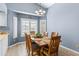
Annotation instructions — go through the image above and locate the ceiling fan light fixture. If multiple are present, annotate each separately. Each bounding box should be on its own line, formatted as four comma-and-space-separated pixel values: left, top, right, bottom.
35, 8, 46, 16
35, 10, 38, 14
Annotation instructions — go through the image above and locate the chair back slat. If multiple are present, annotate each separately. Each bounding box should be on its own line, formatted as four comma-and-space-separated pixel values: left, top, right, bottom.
27, 35, 32, 51
25, 33, 30, 55
25, 33, 28, 48
48, 36, 61, 55
27, 34, 40, 56
51, 32, 58, 38
43, 32, 48, 37
30, 31, 35, 35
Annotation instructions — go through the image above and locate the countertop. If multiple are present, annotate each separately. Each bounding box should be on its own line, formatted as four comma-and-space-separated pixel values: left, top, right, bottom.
0, 32, 8, 35
0, 32, 8, 40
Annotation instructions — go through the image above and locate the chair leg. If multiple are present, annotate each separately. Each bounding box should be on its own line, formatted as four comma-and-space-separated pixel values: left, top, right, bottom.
54, 52, 58, 56
32, 51, 33, 56
27, 49, 30, 56
27, 50, 28, 55
56, 52, 58, 56
28, 51, 30, 56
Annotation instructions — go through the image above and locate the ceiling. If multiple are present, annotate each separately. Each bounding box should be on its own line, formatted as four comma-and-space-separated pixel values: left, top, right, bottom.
37, 3, 54, 8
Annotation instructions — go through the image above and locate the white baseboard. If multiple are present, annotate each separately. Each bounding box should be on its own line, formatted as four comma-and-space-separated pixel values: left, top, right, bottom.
59, 45, 79, 56
8, 41, 25, 48
8, 42, 79, 56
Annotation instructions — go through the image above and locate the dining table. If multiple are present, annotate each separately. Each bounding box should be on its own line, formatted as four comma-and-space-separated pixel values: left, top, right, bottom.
31, 36, 62, 47
31, 37, 50, 55
31, 37, 50, 47
31, 35, 62, 55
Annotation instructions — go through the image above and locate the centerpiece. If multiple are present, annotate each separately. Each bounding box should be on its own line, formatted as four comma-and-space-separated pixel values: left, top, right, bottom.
35, 32, 43, 38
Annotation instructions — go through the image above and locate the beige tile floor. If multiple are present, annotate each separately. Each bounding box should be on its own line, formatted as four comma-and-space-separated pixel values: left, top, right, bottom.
6, 42, 28, 56
5, 42, 62, 56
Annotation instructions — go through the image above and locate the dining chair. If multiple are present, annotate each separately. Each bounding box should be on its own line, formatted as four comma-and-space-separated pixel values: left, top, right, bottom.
40, 36, 61, 56
30, 31, 36, 38
51, 32, 58, 37
43, 32, 48, 37
25, 33, 30, 56
30, 31, 35, 35
27, 34, 40, 56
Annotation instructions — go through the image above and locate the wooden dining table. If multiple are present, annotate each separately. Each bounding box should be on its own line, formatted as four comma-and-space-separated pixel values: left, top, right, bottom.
31, 37, 50, 55
31, 36, 62, 47
31, 36, 62, 55
31, 37, 50, 47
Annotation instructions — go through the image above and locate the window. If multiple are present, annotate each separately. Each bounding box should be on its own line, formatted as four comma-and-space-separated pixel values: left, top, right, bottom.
21, 18, 37, 37
40, 20, 46, 33
13, 16, 17, 38
21, 18, 30, 36
30, 20, 37, 32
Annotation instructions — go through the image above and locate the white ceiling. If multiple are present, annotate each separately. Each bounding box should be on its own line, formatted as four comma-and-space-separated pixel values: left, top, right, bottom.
38, 3, 54, 8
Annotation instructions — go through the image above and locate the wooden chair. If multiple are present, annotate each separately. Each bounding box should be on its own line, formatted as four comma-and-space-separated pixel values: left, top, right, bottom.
27, 35, 40, 56
43, 32, 48, 37
25, 33, 30, 56
51, 32, 58, 37
40, 36, 61, 56
30, 31, 35, 38
30, 31, 35, 35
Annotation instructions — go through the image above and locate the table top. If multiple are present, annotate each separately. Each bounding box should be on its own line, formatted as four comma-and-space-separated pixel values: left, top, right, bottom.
31, 37, 50, 46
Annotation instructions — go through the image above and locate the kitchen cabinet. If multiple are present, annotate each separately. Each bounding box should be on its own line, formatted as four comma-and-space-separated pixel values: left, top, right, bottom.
0, 32, 8, 56
0, 3, 7, 26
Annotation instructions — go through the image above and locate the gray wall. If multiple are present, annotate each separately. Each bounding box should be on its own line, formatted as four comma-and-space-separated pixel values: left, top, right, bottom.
7, 10, 40, 46
6, 3, 45, 14
7, 10, 17, 45
6, 3, 46, 46
17, 14, 40, 42
47, 3, 79, 52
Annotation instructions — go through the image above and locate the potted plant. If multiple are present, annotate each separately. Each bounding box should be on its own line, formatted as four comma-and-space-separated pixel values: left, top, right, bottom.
36, 32, 42, 38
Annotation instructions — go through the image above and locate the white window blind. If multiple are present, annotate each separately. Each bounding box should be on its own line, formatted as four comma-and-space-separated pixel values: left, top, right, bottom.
13, 16, 17, 38
40, 20, 46, 33
21, 18, 30, 36
21, 18, 37, 37
30, 20, 37, 33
